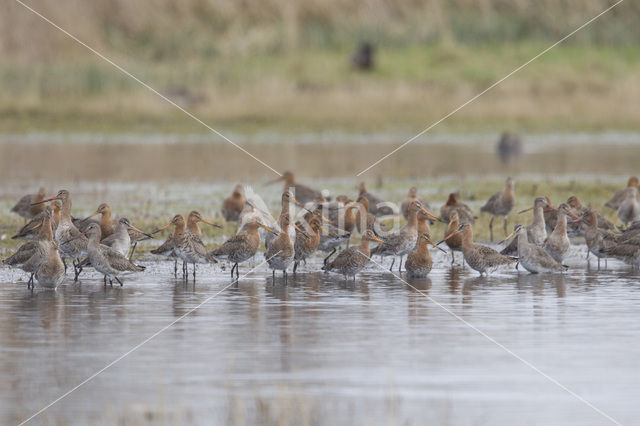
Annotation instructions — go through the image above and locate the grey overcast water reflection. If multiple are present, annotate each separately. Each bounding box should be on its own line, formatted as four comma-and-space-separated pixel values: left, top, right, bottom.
1, 259, 638, 425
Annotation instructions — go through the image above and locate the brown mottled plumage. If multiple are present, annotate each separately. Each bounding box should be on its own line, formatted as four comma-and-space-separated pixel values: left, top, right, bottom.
12, 200, 61, 239
543, 203, 573, 263
267, 171, 323, 204
501, 197, 548, 256
322, 230, 383, 280
359, 182, 393, 216
504, 224, 567, 273
210, 221, 274, 278
442, 210, 463, 265
293, 215, 323, 273
401, 187, 431, 220
446, 223, 516, 276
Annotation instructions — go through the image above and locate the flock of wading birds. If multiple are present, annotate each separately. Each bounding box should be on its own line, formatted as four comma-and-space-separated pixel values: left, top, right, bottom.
3, 172, 640, 289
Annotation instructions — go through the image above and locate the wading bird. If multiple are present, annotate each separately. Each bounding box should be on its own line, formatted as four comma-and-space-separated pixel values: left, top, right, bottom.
480, 177, 515, 241
322, 230, 383, 280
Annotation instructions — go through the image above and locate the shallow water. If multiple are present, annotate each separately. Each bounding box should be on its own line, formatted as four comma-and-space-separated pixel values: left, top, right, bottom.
1, 252, 638, 426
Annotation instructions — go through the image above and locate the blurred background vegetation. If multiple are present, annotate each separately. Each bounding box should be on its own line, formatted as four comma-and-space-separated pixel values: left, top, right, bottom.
1, 0, 638, 134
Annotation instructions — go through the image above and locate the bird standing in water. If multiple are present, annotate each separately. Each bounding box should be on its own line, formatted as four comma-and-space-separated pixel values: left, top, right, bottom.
480, 177, 515, 241
405, 233, 446, 278
322, 230, 384, 280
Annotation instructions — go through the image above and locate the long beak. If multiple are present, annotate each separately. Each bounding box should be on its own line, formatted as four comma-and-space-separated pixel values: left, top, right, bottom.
31, 196, 57, 206
201, 218, 223, 228
84, 211, 100, 220
425, 235, 447, 253
258, 223, 277, 235
518, 206, 533, 214
567, 211, 580, 220
422, 208, 445, 223
318, 225, 326, 233
152, 222, 172, 234
128, 224, 154, 239
571, 217, 583, 224
498, 229, 518, 245
320, 215, 332, 224
437, 231, 460, 245
62, 233, 86, 245
295, 224, 310, 239
32, 222, 43, 231
370, 235, 384, 244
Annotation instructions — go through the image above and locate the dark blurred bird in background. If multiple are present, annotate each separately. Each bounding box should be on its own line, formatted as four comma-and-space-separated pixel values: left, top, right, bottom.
496, 132, 522, 164
351, 42, 375, 71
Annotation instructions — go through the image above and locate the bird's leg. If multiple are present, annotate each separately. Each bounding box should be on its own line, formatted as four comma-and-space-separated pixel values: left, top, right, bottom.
174, 260, 178, 276
597, 258, 600, 270
235, 263, 239, 278
103, 275, 107, 286
230, 263, 236, 279
451, 251, 455, 266
389, 257, 395, 272
63, 258, 68, 272
128, 242, 138, 261
109, 278, 113, 287
293, 261, 298, 274
398, 256, 403, 272
503, 216, 508, 237
323, 248, 336, 266
114, 276, 124, 287
272, 269, 275, 283
489, 216, 495, 242
192, 263, 196, 280
605, 258, 608, 269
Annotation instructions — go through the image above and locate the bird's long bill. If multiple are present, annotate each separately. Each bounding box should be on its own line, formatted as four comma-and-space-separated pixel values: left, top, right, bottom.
438, 231, 460, 245
32, 222, 43, 231
84, 211, 100, 220
30, 196, 57, 206
421, 208, 445, 223
424, 235, 447, 253
567, 211, 581, 220
498, 229, 518, 245
258, 223, 277, 235
128, 224, 154, 239
370, 235, 384, 244
320, 215, 332, 224
294, 224, 310, 239
201, 218, 223, 229
518, 206, 534, 214
152, 222, 172, 234
570, 217, 583, 224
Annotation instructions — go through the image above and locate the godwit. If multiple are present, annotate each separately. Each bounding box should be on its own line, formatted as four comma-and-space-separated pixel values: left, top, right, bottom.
359, 182, 393, 216
543, 203, 575, 264
599, 233, 640, 270
11, 187, 46, 220
503, 224, 568, 273
440, 210, 463, 265
12, 200, 61, 240
222, 184, 245, 222
405, 233, 446, 278
401, 187, 431, 221
264, 191, 302, 250
154, 212, 219, 279
32, 190, 88, 281
77, 203, 116, 239
354, 196, 387, 235
3, 206, 56, 288
127, 227, 154, 261
564, 196, 616, 236
293, 214, 324, 273
265, 212, 295, 281
34, 240, 66, 289
370, 202, 438, 272
578, 210, 618, 269
605, 176, 639, 210
267, 171, 323, 204
322, 230, 384, 280
84, 223, 145, 286
210, 220, 275, 278
501, 196, 549, 256
440, 193, 475, 224
100, 218, 151, 257
616, 187, 640, 226
443, 223, 516, 276
480, 177, 515, 241
317, 220, 352, 265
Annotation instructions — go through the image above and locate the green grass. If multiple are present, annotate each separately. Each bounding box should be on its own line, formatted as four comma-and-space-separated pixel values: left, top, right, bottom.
1, 43, 640, 134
